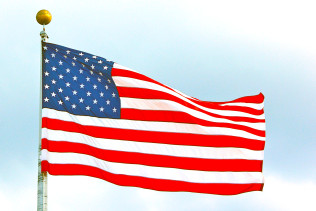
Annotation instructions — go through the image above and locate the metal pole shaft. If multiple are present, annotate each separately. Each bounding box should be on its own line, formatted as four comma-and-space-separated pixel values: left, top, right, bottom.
37, 28, 48, 211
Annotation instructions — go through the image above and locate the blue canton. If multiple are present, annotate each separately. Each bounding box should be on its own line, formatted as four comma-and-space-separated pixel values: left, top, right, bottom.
42, 42, 120, 118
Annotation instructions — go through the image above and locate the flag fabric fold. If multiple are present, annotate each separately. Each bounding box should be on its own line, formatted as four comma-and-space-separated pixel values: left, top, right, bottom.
41, 42, 266, 195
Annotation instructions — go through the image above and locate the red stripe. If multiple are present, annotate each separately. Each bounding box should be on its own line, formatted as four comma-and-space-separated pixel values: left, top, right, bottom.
118, 87, 264, 116
191, 93, 265, 104
112, 68, 264, 104
225, 93, 264, 104
118, 88, 264, 123
42, 139, 263, 172
112, 68, 172, 92
42, 117, 265, 150
121, 109, 265, 137
42, 161, 264, 195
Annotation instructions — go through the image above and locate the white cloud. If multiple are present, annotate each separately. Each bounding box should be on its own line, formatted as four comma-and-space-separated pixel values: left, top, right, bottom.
0, 1, 315, 210
136, 189, 167, 211
180, 0, 316, 56
48, 175, 112, 211
1, 172, 315, 211
0, 180, 36, 211
253, 175, 316, 211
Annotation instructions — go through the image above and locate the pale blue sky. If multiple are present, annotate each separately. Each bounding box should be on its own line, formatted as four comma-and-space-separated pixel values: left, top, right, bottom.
0, 0, 315, 210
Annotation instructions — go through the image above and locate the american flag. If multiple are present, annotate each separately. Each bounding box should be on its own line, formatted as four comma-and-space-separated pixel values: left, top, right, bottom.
41, 42, 266, 195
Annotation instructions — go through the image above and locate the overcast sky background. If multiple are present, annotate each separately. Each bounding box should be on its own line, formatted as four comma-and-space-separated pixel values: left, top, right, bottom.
0, 0, 315, 210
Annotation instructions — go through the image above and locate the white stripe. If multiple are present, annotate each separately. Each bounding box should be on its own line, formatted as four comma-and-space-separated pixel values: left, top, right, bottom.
113, 63, 136, 72
113, 64, 263, 109
113, 76, 264, 119
121, 97, 265, 131
42, 128, 264, 160
220, 102, 264, 110
42, 108, 265, 141
41, 150, 264, 184
113, 64, 198, 101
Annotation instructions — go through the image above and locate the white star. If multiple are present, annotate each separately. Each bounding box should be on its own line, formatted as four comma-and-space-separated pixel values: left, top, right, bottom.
91, 64, 95, 69
55, 48, 59, 52
79, 98, 84, 103
85, 58, 89, 62
51, 66, 57, 71
105, 85, 108, 90
72, 62, 76, 66
44, 97, 49, 102
44, 71, 49, 76
44, 84, 49, 89
100, 92, 104, 97
65, 96, 70, 101
58, 100, 63, 105
97, 77, 101, 82
72, 90, 78, 95
93, 84, 97, 89
86, 77, 90, 82
44, 58, 49, 63
72, 104, 77, 109
92, 55, 97, 59
79, 52, 84, 56
51, 80, 56, 84
65, 82, 70, 87
66, 68, 71, 73
106, 100, 110, 105
98, 60, 103, 64
73, 56, 77, 61
59, 60, 63, 65
79, 69, 83, 74
103, 66, 108, 70
108, 79, 111, 83
90, 71, 94, 75
51, 53, 56, 58
66, 50, 71, 54
99, 72, 103, 76
82, 64, 85, 67
73, 76, 78, 81
80, 84, 85, 89
85, 106, 91, 110
112, 93, 116, 97
113, 107, 117, 112
93, 99, 98, 104
64, 55, 67, 58
58, 74, 64, 79
87, 91, 91, 96
43, 46, 48, 50
51, 92, 56, 97
58, 88, 63, 93
99, 107, 104, 112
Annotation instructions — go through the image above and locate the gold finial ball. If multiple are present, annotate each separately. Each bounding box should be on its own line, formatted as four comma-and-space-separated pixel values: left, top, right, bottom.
36, 9, 52, 25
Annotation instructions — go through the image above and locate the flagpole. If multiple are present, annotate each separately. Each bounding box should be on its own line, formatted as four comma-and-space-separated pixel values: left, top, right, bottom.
36, 10, 52, 211
37, 28, 48, 211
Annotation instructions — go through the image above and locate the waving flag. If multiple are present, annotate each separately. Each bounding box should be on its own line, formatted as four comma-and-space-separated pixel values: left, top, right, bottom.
41, 42, 266, 195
